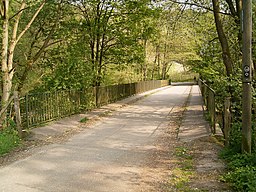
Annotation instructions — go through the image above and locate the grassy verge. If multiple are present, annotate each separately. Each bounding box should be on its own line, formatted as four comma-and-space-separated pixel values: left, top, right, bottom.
173, 146, 194, 190
165, 145, 199, 192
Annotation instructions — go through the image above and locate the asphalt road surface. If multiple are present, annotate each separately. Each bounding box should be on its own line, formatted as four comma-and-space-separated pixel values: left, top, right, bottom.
0, 85, 192, 192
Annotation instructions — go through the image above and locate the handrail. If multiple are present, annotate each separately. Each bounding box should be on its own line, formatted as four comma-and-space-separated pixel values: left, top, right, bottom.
198, 78, 216, 134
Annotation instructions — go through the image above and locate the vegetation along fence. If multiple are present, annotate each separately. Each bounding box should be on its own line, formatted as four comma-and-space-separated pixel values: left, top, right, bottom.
18, 80, 169, 129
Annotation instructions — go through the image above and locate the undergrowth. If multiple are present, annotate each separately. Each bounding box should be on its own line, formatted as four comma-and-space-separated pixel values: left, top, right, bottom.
220, 121, 256, 192
0, 120, 20, 156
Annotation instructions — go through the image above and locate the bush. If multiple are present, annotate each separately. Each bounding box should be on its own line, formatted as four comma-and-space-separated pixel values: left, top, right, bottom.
228, 122, 242, 152
223, 166, 256, 192
0, 121, 20, 156
228, 153, 256, 169
221, 149, 256, 192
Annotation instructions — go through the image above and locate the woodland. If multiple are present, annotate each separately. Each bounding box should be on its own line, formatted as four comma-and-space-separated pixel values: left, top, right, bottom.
1, 0, 256, 191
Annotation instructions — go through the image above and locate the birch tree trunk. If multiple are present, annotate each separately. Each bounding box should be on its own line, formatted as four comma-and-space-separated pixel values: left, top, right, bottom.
1, 0, 10, 125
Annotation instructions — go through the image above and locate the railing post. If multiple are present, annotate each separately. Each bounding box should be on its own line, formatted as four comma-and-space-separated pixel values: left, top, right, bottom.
14, 91, 23, 138
224, 97, 231, 146
209, 90, 216, 134
212, 92, 216, 134
96, 86, 99, 107
25, 94, 29, 129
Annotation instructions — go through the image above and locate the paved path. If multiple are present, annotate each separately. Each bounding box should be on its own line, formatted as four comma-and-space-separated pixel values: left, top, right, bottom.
178, 85, 211, 142
0, 85, 210, 192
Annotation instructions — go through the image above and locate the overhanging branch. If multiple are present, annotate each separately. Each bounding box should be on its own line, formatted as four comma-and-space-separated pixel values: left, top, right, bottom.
169, 0, 231, 15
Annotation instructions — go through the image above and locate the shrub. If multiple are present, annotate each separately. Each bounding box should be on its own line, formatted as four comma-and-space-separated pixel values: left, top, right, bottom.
0, 120, 20, 156
228, 153, 256, 169
221, 149, 256, 192
223, 166, 256, 192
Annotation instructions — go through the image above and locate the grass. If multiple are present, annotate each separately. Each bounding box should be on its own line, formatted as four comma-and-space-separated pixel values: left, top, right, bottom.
80, 117, 89, 123
172, 167, 193, 190
165, 146, 196, 191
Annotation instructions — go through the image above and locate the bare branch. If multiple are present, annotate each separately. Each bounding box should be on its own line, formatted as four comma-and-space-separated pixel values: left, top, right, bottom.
1, 0, 8, 19
9, 6, 30, 21
7, 0, 26, 77
209, 37, 219, 43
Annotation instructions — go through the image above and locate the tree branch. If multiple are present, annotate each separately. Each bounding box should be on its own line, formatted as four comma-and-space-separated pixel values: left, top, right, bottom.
0, 2, 3, 17
169, 0, 231, 15
16, 0, 46, 44
225, 0, 236, 17
9, 6, 30, 21
8, 1, 26, 73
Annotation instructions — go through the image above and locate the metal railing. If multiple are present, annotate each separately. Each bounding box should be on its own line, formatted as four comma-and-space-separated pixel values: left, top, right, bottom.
18, 80, 169, 128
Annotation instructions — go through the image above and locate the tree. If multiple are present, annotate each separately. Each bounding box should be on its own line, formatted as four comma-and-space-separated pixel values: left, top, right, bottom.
149, 3, 201, 80
168, 0, 243, 76
0, 0, 67, 126
15, 1, 66, 93
58, 0, 158, 86
0, 0, 45, 126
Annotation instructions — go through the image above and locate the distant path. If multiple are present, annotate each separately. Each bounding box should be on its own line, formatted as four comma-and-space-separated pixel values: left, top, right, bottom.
0, 86, 192, 192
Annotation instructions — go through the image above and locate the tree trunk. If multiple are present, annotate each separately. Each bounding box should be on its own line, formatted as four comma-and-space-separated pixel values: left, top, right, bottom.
161, 43, 168, 80
1, 0, 10, 126
152, 45, 160, 80
143, 39, 148, 81
14, 91, 23, 138
212, 0, 234, 76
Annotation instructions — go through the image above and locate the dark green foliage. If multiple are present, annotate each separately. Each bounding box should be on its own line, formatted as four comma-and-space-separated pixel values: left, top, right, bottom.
218, 110, 256, 191
227, 154, 256, 169
224, 166, 256, 192
220, 151, 256, 192
228, 122, 243, 152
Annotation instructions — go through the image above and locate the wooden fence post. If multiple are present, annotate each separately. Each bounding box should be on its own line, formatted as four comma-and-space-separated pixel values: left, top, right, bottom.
224, 97, 231, 146
208, 90, 216, 134
95, 86, 99, 107
14, 91, 23, 138
25, 94, 29, 128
